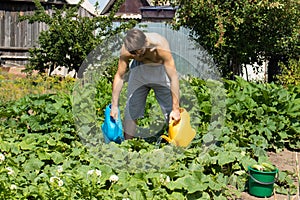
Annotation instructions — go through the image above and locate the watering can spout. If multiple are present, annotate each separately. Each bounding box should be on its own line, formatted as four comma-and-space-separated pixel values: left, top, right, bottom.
162, 108, 196, 147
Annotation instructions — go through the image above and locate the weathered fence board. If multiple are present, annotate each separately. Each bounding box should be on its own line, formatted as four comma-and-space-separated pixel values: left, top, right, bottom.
0, 0, 94, 66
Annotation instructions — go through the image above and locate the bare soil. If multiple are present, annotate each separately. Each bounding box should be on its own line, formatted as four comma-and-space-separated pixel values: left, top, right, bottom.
240, 149, 299, 200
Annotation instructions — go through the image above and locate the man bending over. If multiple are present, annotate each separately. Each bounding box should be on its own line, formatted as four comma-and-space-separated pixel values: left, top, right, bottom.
110, 28, 180, 139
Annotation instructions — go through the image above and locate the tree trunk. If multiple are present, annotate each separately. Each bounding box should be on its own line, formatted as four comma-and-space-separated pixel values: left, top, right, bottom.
230, 56, 241, 80
268, 55, 287, 83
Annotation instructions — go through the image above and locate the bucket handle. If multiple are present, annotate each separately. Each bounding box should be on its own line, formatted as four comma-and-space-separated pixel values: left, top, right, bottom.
248, 172, 278, 185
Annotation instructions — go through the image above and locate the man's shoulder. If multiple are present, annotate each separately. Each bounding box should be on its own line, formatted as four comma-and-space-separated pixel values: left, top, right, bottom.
119, 45, 133, 62
145, 32, 162, 37
145, 33, 168, 48
145, 32, 165, 40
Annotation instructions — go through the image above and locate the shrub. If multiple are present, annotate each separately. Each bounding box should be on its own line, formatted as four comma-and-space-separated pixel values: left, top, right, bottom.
20, 0, 136, 75
276, 58, 300, 86
0, 72, 74, 103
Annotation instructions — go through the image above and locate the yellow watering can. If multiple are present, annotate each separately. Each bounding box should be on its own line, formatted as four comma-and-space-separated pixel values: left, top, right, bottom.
161, 108, 196, 147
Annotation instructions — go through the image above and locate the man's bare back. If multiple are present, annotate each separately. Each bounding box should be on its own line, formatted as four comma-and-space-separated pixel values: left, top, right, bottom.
122, 32, 171, 65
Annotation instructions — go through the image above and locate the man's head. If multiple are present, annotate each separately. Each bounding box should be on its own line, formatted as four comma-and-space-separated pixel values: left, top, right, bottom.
124, 29, 146, 55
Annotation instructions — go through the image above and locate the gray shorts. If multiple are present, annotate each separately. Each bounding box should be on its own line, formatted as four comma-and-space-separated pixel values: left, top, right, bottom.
125, 60, 172, 122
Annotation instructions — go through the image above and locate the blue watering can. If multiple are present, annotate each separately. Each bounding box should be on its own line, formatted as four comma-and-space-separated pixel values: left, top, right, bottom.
101, 104, 124, 144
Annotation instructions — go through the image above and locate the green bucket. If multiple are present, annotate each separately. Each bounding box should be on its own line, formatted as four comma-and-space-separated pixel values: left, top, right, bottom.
248, 166, 278, 197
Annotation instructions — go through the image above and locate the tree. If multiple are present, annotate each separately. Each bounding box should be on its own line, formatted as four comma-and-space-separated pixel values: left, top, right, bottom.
20, 0, 136, 76
168, 0, 300, 79
276, 58, 300, 86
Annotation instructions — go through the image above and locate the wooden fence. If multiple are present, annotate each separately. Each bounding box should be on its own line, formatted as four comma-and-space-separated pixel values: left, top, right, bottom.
0, 0, 93, 66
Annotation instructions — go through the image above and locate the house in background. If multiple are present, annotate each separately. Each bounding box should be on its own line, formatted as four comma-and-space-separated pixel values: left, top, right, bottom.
1, 0, 266, 82
140, 6, 177, 22
0, 0, 177, 68
100, 0, 151, 20
242, 61, 268, 82
99, 0, 176, 22
0, 0, 96, 67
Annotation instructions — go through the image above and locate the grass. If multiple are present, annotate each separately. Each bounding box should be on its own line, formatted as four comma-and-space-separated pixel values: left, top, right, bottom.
0, 70, 75, 103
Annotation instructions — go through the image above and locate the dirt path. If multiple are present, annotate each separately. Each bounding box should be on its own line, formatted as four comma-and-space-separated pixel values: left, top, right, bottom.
240, 149, 299, 200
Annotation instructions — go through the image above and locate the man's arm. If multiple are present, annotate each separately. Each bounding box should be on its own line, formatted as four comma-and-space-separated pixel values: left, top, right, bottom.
110, 46, 130, 119
157, 46, 181, 122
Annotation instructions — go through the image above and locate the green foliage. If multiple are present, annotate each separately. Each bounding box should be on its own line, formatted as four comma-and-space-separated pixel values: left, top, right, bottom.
277, 58, 300, 86
0, 93, 76, 137
0, 74, 298, 199
223, 76, 300, 151
168, 0, 300, 78
20, 0, 136, 75
0, 71, 74, 103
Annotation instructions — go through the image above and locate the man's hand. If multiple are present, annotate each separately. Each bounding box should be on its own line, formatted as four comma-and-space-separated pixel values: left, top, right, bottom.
169, 109, 181, 124
110, 105, 119, 120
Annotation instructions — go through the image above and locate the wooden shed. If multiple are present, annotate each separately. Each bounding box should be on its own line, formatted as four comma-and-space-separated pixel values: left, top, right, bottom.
0, 0, 95, 66
140, 6, 177, 22
100, 0, 177, 21
0, 0, 177, 68
100, 0, 151, 20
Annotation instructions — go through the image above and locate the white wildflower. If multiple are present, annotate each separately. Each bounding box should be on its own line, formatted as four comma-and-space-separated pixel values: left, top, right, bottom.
109, 174, 119, 183
122, 198, 130, 200
95, 169, 102, 177
87, 170, 94, 175
87, 169, 102, 177
10, 184, 17, 190
57, 179, 64, 187
0, 153, 5, 162
50, 176, 58, 183
160, 174, 170, 184
6, 167, 14, 175
57, 166, 63, 173
50, 176, 63, 187
165, 176, 171, 183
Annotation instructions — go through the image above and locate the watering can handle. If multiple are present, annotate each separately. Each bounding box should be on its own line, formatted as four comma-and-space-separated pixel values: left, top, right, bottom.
169, 120, 174, 128
169, 118, 180, 127
248, 172, 278, 185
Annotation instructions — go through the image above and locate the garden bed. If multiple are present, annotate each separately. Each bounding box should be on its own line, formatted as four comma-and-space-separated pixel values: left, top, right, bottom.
0, 70, 299, 199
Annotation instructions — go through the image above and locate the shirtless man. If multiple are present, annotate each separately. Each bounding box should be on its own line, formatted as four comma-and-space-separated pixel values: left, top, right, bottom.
110, 28, 180, 140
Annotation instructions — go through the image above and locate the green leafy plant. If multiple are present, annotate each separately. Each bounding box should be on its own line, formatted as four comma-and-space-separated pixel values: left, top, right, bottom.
20, 0, 136, 75
277, 58, 300, 86
0, 71, 74, 103
167, 0, 300, 78
0, 73, 298, 199
223, 76, 300, 151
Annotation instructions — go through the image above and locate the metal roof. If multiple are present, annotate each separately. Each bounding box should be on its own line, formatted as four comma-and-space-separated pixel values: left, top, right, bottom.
140, 5, 177, 11
140, 6, 177, 21
66, 0, 97, 15
101, 0, 151, 15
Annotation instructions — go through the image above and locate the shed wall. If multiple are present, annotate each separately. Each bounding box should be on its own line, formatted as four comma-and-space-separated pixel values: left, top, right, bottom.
0, 0, 93, 66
